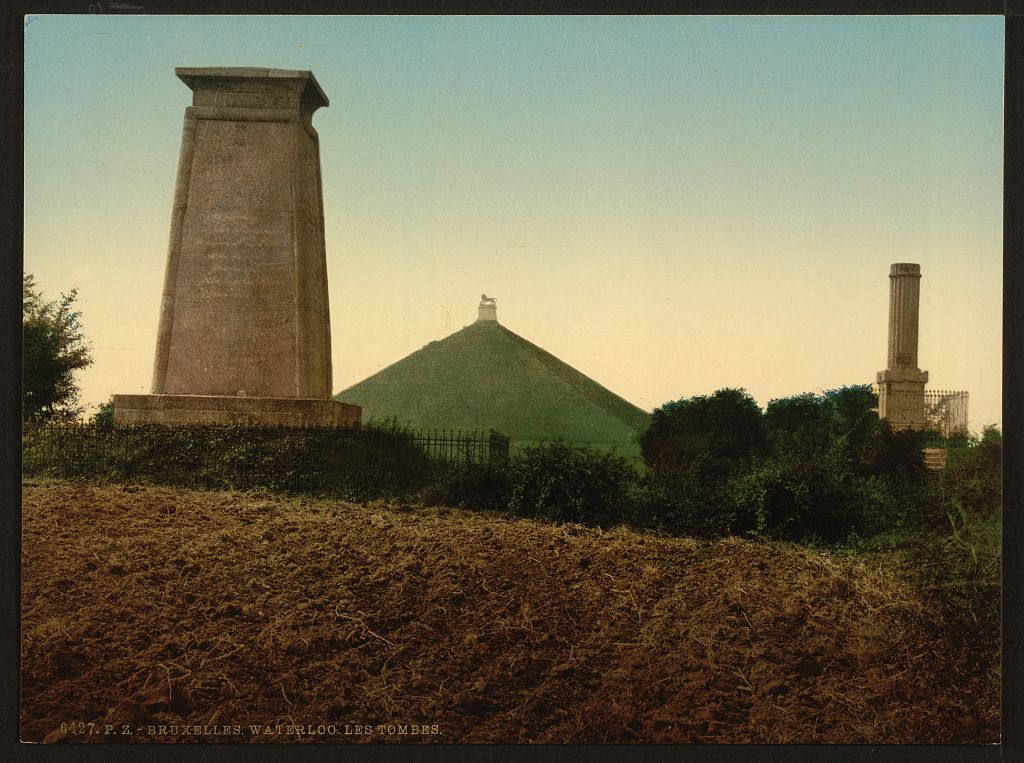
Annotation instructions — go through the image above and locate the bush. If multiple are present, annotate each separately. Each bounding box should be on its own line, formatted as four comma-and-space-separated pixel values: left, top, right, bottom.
21, 422, 436, 498
863, 427, 931, 480
416, 462, 512, 510
636, 465, 748, 538
507, 443, 639, 528
847, 474, 907, 538
763, 392, 833, 454
902, 426, 1001, 650
726, 448, 920, 546
940, 426, 1001, 518
635, 385, 928, 544
727, 449, 845, 543
90, 397, 115, 428
641, 388, 764, 479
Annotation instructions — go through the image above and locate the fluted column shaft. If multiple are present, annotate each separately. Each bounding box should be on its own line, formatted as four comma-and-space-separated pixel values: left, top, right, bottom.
888, 263, 922, 371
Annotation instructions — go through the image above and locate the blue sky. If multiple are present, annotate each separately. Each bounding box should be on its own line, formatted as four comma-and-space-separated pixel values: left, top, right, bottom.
24, 15, 1004, 429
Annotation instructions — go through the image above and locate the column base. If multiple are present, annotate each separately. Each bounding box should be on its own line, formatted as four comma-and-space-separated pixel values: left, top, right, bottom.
113, 394, 361, 427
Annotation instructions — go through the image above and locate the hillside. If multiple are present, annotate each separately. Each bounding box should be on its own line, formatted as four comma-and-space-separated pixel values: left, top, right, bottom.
335, 319, 650, 457
22, 481, 998, 744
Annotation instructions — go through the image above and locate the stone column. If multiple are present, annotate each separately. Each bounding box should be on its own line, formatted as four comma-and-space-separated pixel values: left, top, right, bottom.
876, 263, 928, 430
114, 67, 360, 426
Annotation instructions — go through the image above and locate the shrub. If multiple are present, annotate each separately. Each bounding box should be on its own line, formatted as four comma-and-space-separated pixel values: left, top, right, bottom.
641, 388, 765, 479
90, 397, 115, 428
637, 465, 748, 538
726, 448, 913, 545
764, 392, 832, 454
864, 427, 931, 481
416, 462, 513, 510
902, 426, 1001, 650
940, 426, 1001, 518
847, 474, 906, 538
21, 422, 436, 498
726, 449, 855, 543
507, 443, 638, 528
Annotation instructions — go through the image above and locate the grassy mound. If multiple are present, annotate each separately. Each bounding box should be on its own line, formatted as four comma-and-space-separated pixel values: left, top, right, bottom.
21, 481, 998, 744
336, 319, 650, 457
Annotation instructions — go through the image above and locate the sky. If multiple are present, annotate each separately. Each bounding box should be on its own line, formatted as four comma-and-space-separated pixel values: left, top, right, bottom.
24, 15, 1004, 431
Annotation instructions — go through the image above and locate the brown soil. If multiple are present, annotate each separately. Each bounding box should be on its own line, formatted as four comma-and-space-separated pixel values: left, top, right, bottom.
21, 480, 999, 744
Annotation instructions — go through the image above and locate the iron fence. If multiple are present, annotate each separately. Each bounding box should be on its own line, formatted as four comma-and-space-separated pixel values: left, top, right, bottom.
22, 422, 509, 495
924, 390, 969, 438
415, 428, 509, 465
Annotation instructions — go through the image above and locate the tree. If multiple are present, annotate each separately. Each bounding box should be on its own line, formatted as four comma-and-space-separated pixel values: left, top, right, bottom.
23, 274, 93, 422
764, 392, 831, 454
640, 388, 765, 478
764, 385, 881, 462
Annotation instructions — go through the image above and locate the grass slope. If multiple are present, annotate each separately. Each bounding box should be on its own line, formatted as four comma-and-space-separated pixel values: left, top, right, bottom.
335, 321, 650, 456
22, 481, 998, 744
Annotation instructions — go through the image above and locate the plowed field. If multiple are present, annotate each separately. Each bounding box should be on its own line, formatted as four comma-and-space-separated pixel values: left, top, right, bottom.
21, 481, 999, 744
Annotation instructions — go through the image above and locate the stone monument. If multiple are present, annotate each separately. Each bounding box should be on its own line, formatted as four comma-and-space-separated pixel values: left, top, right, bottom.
876, 263, 928, 430
477, 294, 497, 322
114, 67, 360, 426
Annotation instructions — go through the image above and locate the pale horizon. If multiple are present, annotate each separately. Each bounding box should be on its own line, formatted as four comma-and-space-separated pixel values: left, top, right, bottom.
24, 15, 1004, 432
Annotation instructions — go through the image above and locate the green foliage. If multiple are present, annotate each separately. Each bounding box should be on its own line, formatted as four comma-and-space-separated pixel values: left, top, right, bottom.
896, 426, 1002, 649
728, 449, 905, 545
641, 388, 764, 479
590, 380, 925, 542
930, 505, 1001, 640
940, 425, 1001, 519
22, 424, 123, 480
507, 443, 638, 528
765, 386, 876, 455
823, 385, 879, 435
634, 466, 744, 538
636, 384, 934, 545
23, 274, 93, 422
90, 397, 115, 428
22, 423, 436, 499
748, 386, 928, 543
24, 385, 999, 615
416, 462, 513, 510
863, 427, 931, 480
763, 392, 831, 453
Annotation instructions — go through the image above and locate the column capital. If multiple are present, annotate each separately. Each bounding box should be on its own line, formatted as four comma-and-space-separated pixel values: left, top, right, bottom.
889, 263, 922, 278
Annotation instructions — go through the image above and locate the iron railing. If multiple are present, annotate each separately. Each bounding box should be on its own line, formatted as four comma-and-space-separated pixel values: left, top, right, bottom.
414, 428, 510, 465
924, 390, 969, 438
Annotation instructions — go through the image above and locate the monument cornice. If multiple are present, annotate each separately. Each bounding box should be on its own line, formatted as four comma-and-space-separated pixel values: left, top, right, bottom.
877, 368, 929, 384
175, 67, 329, 114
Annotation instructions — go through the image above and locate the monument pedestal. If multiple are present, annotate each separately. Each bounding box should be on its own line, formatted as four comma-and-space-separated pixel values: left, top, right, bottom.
114, 394, 361, 427
876, 368, 928, 432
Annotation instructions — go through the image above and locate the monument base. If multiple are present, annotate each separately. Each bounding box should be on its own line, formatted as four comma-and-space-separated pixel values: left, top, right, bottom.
876, 368, 929, 431
113, 394, 361, 427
